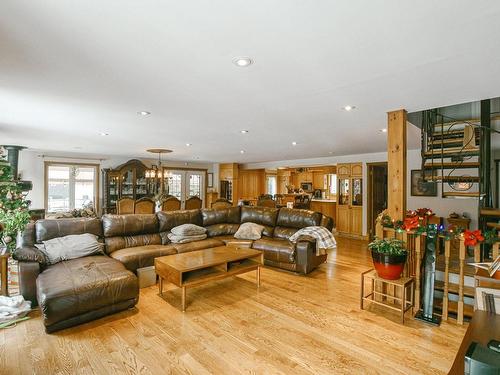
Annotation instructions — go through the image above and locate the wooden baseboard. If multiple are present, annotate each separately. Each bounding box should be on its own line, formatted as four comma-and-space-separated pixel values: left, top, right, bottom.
336, 232, 368, 241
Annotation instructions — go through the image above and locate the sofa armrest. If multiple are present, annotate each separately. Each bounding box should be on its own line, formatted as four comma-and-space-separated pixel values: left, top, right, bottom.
295, 239, 317, 274
18, 261, 41, 306
13, 246, 48, 265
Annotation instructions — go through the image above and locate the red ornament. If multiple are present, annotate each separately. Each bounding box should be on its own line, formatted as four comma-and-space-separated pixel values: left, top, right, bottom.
463, 230, 484, 247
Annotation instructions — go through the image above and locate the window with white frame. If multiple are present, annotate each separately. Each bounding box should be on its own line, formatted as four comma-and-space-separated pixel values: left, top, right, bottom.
46, 163, 99, 212
266, 175, 277, 196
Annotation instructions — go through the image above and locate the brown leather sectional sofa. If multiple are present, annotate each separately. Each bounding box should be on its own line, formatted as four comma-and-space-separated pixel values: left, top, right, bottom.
14, 206, 333, 333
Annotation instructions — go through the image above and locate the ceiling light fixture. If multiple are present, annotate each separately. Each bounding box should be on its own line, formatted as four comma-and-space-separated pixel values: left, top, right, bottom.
342, 105, 356, 111
186, 143, 192, 147
99, 132, 109, 136
240, 130, 249, 134
380, 128, 388, 133
240, 150, 245, 154
292, 141, 297, 146
232, 57, 253, 67
138, 111, 151, 116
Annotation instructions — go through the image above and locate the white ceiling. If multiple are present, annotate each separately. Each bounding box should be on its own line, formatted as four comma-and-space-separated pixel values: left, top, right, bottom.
1, 1, 500, 163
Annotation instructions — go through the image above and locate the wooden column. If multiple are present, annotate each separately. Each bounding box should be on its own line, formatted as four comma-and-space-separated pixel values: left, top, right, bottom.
387, 110, 407, 221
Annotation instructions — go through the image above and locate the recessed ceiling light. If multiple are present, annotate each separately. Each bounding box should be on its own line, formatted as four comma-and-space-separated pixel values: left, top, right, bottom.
138, 111, 151, 116
380, 128, 388, 133
342, 105, 356, 111
240, 130, 249, 134
99, 132, 109, 136
240, 150, 245, 154
292, 141, 297, 146
186, 143, 192, 147
328, 151, 334, 154
233, 57, 253, 67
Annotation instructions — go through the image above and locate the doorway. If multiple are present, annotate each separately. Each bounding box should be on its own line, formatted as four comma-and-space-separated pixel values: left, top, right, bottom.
367, 162, 388, 240
163, 169, 206, 209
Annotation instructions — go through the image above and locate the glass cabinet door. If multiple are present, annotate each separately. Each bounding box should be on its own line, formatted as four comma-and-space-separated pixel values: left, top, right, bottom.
351, 178, 362, 206
120, 168, 134, 198
135, 168, 148, 198
338, 178, 350, 205
108, 174, 119, 208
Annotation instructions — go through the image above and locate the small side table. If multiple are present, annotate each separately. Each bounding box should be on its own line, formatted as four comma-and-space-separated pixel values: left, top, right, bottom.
0, 253, 9, 296
360, 269, 414, 323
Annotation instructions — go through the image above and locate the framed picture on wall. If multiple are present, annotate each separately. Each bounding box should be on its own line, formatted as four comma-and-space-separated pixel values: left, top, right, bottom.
207, 173, 213, 188
411, 169, 437, 197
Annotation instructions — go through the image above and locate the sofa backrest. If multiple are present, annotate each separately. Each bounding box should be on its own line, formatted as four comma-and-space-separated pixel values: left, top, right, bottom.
156, 209, 202, 232
201, 206, 241, 237
35, 217, 103, 243
240, 206, 279, 237
102, 214, 161, 254
273, 208, 322, 240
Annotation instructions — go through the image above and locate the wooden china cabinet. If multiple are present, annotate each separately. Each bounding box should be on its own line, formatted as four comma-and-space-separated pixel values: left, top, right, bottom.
336, 163, 363, 238
102, 159, 157, 214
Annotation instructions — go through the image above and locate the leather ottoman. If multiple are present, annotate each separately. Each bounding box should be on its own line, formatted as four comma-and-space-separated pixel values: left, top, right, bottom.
36, 255, 139, 333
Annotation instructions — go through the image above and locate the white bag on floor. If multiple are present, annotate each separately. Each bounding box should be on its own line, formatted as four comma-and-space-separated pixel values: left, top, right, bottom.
0, 295, 31, 323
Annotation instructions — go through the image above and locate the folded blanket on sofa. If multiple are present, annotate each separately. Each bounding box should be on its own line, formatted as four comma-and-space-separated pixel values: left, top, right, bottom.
167, 233, 207, 244
289, 226, 336, 256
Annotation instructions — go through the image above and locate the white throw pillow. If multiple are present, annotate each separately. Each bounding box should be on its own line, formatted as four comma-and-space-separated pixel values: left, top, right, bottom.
234, 222, 265, 240
171, 223, 207, 236
167, 233, 207, 244
35, 233, 104, 265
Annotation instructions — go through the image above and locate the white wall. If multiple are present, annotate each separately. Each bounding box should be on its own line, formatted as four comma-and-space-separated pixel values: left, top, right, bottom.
17, 150, 218, 212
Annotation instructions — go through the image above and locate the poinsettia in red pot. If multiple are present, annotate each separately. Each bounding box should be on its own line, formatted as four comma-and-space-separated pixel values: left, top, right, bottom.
368, 238, 407, 280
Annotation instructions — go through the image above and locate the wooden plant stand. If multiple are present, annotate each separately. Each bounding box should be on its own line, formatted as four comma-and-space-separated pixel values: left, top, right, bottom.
360, 269, 414, 323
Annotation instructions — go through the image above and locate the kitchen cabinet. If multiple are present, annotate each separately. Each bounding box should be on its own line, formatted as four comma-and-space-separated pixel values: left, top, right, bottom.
336, 163, 363, 238
313, 172, 325, 190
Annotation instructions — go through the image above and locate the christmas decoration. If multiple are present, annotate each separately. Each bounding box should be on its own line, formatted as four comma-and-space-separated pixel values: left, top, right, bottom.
463, 230, 484, 247
377, 207, 498, 246
0, 155, 31, 253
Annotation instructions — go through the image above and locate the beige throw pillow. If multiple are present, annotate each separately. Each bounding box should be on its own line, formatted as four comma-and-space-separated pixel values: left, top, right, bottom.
35, 233, 104, 265
167, 233, 207, 244
234, 222, 265, 240
171, 224, 206, 236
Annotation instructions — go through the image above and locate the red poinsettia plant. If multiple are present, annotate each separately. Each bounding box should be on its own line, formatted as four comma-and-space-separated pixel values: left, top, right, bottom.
463, 230, 485, 247
402, 216, 420, 231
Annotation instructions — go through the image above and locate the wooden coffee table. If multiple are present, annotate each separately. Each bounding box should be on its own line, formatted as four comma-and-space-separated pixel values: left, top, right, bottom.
154, 246, 263, 311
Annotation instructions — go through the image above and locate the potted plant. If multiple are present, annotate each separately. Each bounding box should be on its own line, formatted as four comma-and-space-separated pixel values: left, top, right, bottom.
368, 238, 407, 280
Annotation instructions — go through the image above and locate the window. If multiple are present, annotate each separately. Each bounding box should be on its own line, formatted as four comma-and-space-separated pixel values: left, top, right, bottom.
46, 163, 99, 213
328, 174, 337, 195
266, 175, 277, 196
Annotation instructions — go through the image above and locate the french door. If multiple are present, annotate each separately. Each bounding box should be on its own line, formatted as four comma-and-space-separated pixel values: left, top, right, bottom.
164, 169, 205, 208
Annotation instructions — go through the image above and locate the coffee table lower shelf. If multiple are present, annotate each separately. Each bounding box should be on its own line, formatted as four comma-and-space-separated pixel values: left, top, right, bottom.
155, 247, 263, 311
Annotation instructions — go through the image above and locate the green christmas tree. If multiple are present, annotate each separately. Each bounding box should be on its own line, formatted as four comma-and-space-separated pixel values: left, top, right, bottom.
0, 149, 31, 253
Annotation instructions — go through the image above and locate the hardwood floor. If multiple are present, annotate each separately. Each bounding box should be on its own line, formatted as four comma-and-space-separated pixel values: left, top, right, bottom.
0, 238, 467, 374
